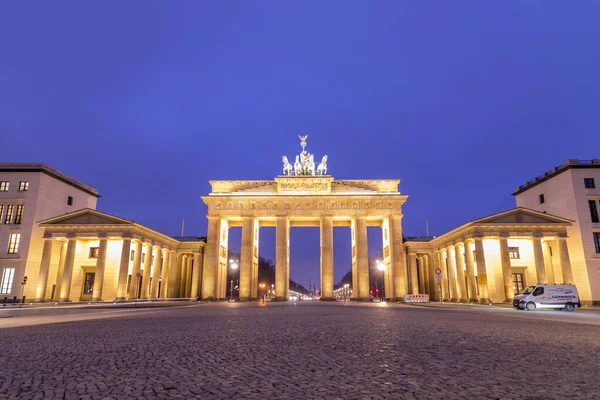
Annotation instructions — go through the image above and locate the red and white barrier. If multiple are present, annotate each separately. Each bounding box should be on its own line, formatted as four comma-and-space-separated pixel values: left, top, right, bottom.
404, 294, 429, 303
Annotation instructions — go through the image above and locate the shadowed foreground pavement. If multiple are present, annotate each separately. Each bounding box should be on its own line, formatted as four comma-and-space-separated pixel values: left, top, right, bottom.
1, 302, 599, 399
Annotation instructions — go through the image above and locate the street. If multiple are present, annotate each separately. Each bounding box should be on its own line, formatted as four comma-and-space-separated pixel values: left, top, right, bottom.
1, 302, 599, 399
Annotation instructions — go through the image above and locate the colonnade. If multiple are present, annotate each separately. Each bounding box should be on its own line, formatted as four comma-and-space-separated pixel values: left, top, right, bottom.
407, 234, 574, 304
201, 214, 408, 301
34, 233, 204, 302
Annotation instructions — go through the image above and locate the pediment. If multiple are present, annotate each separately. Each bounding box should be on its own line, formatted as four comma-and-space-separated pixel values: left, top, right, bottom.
476, 208, 571, 225
39, 209, 133, 226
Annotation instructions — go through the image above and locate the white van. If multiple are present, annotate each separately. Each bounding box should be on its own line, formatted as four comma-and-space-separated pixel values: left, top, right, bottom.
513, 284, 581, 312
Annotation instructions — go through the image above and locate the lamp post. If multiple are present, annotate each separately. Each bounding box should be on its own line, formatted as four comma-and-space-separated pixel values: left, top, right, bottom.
229, 259, 238, 301
376, 260, 386, 302
259, 283, 265, 302
344, 283, 349, 302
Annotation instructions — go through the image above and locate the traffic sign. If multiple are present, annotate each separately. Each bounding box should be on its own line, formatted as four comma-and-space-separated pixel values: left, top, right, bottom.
22, 276, 28, 283
434, 268, 442, 275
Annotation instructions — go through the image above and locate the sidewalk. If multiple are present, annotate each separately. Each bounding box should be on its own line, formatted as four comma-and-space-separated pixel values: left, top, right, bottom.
0, 298, 200, 311
404, 300, 600, 312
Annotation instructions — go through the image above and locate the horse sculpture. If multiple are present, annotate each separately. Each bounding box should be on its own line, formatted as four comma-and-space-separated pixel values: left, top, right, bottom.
317, 155, 328, 175
294, 155, 302, 176
282, 156, 293, 176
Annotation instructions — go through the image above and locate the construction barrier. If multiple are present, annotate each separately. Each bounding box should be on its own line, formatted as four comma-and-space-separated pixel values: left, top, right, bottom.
404, 294, 429, 303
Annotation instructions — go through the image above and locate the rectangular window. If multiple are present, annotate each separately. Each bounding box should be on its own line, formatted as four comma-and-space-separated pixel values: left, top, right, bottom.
512, 273, 525, 295
539, 194, 545, 204
589, 200, 599, 223
131, 250, 135, 261
0, 205, 3, 222
1, 268, 15, 294
89, 247, 99, 258
18, 181, 29, 191
594, 232, 600, 254
67, 196, 73, 206
584, 178, 596, 189
14, 205, 24, 225
508, 247, 520, 259
4, 205, 14, 224
0, 181, 8, 191
7, 233, 21, 254
83, 272, 95, 294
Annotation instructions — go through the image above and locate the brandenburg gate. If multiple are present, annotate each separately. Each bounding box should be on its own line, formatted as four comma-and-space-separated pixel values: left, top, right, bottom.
201, 136, 408, 301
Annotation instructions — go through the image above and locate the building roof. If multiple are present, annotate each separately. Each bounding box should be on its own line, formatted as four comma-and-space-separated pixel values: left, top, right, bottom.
0, 163, 100, 197
512, 159, 600, 196
405, 207, 573, 247
171, 236, 207, 243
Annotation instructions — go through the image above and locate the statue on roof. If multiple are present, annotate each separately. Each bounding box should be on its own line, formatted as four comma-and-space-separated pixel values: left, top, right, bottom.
281, 135, 328, 176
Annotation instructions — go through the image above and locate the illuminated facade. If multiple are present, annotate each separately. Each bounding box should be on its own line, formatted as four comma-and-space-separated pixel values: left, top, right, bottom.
404, 208, 575, 304
513, 159, 600, 305
0, 164, 99, 299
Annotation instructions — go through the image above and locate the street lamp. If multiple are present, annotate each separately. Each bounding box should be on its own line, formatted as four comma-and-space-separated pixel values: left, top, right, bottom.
229, 259, 238, 301
259, 283, 265, 302
376, 259, 386, 302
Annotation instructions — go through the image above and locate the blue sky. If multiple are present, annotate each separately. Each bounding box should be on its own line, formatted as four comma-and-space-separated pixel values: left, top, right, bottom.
1, 1, 599, 286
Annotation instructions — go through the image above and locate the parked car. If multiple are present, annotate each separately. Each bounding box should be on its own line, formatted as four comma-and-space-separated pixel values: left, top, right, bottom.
513, 284, 581, 311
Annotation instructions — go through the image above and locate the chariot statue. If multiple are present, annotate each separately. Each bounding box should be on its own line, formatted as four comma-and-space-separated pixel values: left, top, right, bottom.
281, 135, 329, 176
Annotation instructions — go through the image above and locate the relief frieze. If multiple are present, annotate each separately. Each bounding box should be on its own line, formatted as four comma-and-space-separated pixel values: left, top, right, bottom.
210, 199, 401, 212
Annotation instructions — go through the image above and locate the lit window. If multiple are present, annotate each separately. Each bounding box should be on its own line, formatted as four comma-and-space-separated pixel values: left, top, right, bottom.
4, 205, 14, 224
0, 181, 8, 191
7, 233, 20, 254
89, 247, 99, 258
67, 196, 73, 206
589, 200, 599, 223
1, 268, 15, 294
539, 194, 545, 204
14, 205, 24, 225
0, 205, 3, 222
83, 272, 95, 294
584, 178, 595, 189
594, 232, 600, 254
508, 247, 520, 259
18, 181, 29, 191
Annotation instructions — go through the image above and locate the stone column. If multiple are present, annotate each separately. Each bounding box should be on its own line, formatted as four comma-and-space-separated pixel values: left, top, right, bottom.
446, 246, 458, 301
140, 242, 153, 299
160, 250, 170, 298
149, 246, 161, 298
35, 237, 54, 301
532, 236, 548, 284
168, 254, 181, 298
355, 217, 370, 300
558, 237, 574, 284
92, 236, 108, 301
275, 216, 290, 300
191, 252, 203, 299
389, 215, 406, 300
320, 215, 334, 300
59, 237, 77, 302
543, 241, 555, 284
463, 241, 478, 302
239, 217, 254, 300
425, 255, 435, 297
408, 253, 418, 294
474, 237, 491, 304
428, 254, 439, 300
417, 256, 425, 294
499, 235, 514, 301
438, 250, 449, 301
202, 217, 220, 300
129, 240, 143, 299
116, 238, 132, 300
454, 243, 468, 302
185, 256, 193, 297
179, 255, 188, 297
53, 242, 67, 300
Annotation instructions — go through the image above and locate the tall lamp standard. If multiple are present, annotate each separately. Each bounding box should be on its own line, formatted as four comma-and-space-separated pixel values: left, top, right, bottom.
376, 260, 386, 302
259, 283, 266, 302
229, 259, 238, 301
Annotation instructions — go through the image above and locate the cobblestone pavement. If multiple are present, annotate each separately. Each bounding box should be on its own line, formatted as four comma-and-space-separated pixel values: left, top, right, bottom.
1, 302, 599, 399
